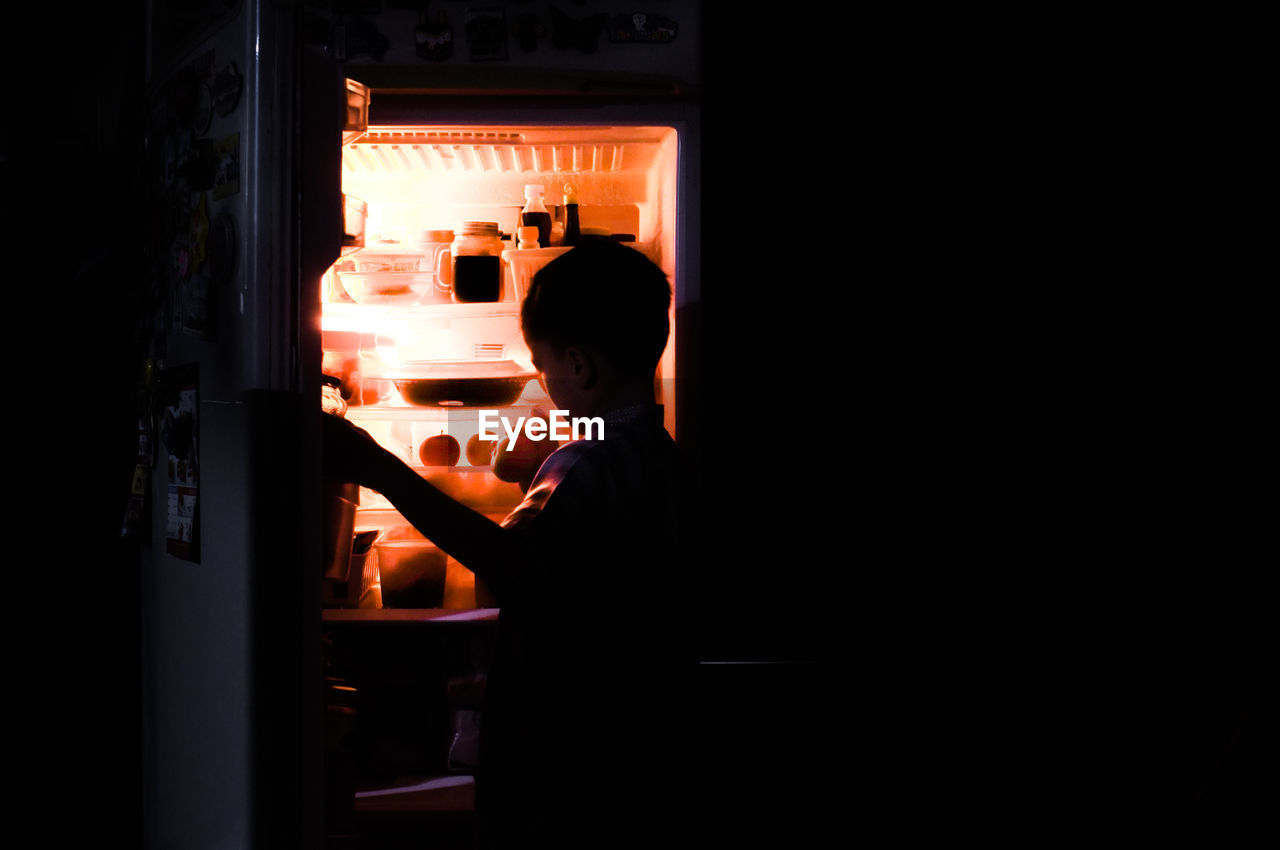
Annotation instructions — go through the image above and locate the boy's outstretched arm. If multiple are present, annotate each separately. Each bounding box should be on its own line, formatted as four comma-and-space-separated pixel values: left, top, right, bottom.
322, 414, 523, 600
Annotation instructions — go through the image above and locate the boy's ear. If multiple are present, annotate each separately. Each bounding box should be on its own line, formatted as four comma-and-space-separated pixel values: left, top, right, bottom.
564, 345, 597, 389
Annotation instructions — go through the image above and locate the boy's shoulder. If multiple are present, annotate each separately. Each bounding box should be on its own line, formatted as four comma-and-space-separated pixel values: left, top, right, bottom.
505, 407, 680, 521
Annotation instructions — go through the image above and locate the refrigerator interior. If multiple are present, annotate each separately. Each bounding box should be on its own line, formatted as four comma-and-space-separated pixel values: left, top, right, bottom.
322, 122, 682, 609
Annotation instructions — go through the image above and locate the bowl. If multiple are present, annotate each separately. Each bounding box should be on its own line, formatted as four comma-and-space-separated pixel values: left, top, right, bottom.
384, 359, 536, 408
375, 539, 447, 608
337, 271, 434, 305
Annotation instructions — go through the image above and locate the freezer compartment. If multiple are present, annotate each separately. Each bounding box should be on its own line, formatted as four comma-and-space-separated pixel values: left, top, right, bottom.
340, 125, 674, 267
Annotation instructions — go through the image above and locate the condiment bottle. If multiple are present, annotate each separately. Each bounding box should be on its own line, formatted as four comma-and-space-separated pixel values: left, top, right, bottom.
520, 184, 552, 248
562, 183, 581, 246
518, 225, 540, 249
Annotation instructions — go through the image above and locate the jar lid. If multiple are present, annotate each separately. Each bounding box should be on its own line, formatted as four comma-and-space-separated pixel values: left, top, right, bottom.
457, 221, 500, 236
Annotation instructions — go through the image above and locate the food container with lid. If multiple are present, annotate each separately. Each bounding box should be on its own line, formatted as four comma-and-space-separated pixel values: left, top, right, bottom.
382, 358, 536, 408
375, 537, 447, 608
336, 239, 438, 305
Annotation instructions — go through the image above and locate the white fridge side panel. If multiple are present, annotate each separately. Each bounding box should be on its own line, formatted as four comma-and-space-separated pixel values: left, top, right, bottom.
143, 399, 253, 850
141, 2, 311, 848
240, 0, 301, 394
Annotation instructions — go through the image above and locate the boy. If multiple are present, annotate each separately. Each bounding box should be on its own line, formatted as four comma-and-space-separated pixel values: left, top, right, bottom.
323, 240, 699, 848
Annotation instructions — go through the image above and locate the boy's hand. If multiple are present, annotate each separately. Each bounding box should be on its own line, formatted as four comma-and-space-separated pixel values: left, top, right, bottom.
491, 406, 560, 492
322, 413, 393, 488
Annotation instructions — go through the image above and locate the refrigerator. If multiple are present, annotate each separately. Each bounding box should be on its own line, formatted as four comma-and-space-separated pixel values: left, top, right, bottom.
136, 2, 709, 847
136, 1, 857, 846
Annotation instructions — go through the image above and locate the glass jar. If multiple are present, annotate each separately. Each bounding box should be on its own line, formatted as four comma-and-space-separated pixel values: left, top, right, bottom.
449, 221, 504, 303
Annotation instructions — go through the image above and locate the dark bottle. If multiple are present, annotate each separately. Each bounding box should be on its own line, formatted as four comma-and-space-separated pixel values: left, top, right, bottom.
520, 184, 552, 248
562, 183, 581, 246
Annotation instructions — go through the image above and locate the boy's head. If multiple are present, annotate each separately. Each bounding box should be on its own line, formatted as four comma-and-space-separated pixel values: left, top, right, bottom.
521, 241, 671, 413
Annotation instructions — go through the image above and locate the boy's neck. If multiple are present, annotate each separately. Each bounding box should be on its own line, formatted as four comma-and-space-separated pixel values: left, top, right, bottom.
578, 380, 656, 420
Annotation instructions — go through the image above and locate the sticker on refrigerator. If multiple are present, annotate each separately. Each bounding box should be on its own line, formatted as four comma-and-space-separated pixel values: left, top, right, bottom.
210, 60, 243, 116
609, 12, 679, 43
328, 15, 390, 62
512, 12, 546, 53
161, 364, 200, 562
172, 191, 218, 340
211, 132, 239, 199
415, 10, 454, 61
549, 7, 608, 53
465, 7, 507, 61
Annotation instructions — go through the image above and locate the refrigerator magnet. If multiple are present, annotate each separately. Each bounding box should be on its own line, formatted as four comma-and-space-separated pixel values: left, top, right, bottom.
192, 83, 213, 135
162, 364, 200, 562
512, 13, 546, 53
466, 7, 508, 61
211, 133, 239, 200
336, 16, 390, 63
415, 10, 454, 61
609, 12, 679, 44
211, 61, 243, 116
209, 211, 236, 291
549, 7, 608, 53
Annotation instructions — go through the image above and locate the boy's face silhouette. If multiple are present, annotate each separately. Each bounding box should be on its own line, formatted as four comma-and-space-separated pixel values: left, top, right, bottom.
529, 339, 596, 417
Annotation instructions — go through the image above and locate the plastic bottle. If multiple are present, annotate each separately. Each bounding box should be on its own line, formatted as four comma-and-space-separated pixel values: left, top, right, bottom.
518, 225, 540, 249
562, 183, 581, 247
520, 184, 552, 248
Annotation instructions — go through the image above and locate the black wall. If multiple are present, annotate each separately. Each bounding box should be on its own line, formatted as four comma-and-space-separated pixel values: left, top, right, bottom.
10, 3, 148, 846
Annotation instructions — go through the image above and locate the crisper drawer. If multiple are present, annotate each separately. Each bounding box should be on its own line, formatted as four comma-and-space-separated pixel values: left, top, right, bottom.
346, 401, 536, 479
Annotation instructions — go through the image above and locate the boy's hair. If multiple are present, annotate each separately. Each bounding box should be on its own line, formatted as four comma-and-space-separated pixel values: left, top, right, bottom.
521, 240, 671, 379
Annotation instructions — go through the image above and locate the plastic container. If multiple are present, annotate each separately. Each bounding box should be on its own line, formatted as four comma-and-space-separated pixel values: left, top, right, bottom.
322, 331, 393, 405
336, 271, 434, 306
376, 539, 447, 608
502, 246, 572, 301
343, 79, 369, 145
336, 239, 432, 305
347, 241, 425, 272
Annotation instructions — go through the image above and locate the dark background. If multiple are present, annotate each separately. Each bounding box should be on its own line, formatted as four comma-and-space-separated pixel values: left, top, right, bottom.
9, 5, 1265, 848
